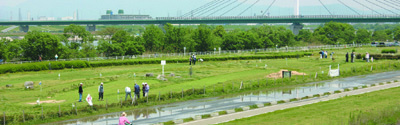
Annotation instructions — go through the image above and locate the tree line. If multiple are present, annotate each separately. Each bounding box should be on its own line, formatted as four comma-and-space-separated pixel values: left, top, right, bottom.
1, 22, 400, 61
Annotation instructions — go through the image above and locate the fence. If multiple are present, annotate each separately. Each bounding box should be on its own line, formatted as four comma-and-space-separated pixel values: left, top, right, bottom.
0, 43, 369, 65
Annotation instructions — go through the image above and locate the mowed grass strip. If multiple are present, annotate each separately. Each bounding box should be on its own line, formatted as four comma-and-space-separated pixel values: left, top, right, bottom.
219, 86, 400, 125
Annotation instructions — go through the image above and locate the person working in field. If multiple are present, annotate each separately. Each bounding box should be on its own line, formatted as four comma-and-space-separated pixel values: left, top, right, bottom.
125, 86, 132, 101
119, 112, 132, 125
78, 83, 83, 102
134, 83, 140, 99
98, 82, 104, 101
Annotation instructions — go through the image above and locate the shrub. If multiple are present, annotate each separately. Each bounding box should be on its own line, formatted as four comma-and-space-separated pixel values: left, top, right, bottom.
0, 53, 309, 74
382, 49, 397, 53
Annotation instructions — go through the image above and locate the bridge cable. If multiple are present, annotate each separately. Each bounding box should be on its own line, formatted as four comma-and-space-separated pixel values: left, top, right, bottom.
387, 0, 400, 10
220, 0, 249, 16
390, 0, 400, 5
190, 0, 228, 17
238, 0, 261, 16
337, 0, 361, 15
319, 0, 333, 15
262, 0, 277, 16
380, 0, 400, 13
180, 0, 220, 17
352, 0, 382, 15
181, 0, 221, 17
365, 0, 398, 15
197, 0, 233, 17
207, 0, 239, 17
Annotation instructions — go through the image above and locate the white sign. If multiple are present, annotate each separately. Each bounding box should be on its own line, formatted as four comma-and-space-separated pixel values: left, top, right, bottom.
86, 94, 93, 106
329, 69, 340, 77
161, 60, 166, 65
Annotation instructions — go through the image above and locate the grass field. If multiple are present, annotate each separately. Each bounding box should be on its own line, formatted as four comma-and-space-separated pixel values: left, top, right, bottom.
0, 26, 11, 31
219, 86, 400, 125
0, 46, 399, 124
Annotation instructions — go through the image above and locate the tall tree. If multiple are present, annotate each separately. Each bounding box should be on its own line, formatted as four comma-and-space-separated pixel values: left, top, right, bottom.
355, 29, 371, 43
143, 25, 164, 52
21, 31, 63, 60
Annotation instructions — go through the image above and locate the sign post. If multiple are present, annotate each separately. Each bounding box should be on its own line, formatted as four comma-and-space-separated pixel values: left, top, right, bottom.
184, 47, 186, 56
39, 81, 42, 91
161, 60, 166, 76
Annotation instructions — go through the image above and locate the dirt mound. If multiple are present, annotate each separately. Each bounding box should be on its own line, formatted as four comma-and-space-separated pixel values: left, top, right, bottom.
266, 69, 307, 78
26, 100, 65, 105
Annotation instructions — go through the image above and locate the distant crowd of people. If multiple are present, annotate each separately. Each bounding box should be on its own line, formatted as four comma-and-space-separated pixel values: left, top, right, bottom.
345, 52, 372, 63
77, 82, 150, 103
189, 54, 203, 65
319, 50, 334, 59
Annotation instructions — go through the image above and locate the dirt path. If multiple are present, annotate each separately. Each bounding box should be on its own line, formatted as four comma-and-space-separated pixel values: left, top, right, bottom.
181, 82, 400, 125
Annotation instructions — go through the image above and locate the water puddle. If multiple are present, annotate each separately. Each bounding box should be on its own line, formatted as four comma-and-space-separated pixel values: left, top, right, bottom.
52, 71, 400, 125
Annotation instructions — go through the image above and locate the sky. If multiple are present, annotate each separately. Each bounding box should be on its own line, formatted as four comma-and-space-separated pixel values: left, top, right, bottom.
0, 0, 398, 21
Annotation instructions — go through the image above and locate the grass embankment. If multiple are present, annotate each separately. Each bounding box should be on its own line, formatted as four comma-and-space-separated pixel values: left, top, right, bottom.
220, 86, 400, 125
0, 46, 398, 124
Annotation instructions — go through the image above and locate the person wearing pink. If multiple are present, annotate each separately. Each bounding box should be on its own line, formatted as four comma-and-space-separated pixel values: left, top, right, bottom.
119, 112, 131, 125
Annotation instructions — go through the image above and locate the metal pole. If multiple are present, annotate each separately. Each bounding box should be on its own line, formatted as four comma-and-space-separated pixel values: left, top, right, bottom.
203, 86, 205, 95
59, 105, 61, 117
74, 102, 78, 115
22, 110, 25, 123
41, 107, 44, 120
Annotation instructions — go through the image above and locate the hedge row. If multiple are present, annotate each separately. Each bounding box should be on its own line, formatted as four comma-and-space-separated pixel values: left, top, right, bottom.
0, 53, 311, 74
356, 54, 400, 60
381, 49, 397, 54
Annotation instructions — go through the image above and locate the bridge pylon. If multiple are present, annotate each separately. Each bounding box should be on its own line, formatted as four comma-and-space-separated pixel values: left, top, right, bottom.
19, 25, 29, 32
290, 23, 303, 35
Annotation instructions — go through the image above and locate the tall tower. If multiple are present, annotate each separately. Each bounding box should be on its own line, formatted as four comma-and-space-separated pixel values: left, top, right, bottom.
77, 10, 79, 20
73, 11, 77, 20
19, 8, 22, 21
295, 0, 300, 16
27, 11, 31, 21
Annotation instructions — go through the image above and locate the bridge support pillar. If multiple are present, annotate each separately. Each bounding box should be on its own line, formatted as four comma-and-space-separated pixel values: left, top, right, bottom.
19, 25, 29, 32
290, 23, 303, 35
159, 24, 166, 33
86, 24, 96, 31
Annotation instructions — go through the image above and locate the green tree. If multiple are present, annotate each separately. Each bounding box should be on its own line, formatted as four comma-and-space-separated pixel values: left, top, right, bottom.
313, 22, 355, 44
295, 29, 312, 43
355, 29, 371, 43
21, 31, 63, 60
372, 30, 388, 41
143, 25, 164, 52
63, 24, 91, 44
193, 24, 214, 51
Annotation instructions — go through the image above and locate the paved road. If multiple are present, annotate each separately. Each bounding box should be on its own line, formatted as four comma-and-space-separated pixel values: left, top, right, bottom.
182, 82, 400, 125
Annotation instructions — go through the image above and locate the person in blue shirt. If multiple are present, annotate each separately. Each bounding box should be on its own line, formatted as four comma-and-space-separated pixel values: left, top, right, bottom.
134, 83, 140, 99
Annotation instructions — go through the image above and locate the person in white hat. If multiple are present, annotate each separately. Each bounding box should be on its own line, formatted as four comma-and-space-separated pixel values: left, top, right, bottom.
98, 82, 104, 101
78, 83, 83, 102
144, 82, 150, 97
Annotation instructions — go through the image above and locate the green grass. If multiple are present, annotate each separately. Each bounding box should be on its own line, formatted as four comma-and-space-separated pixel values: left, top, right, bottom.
0, 26, 10, 31
219, 86, 400, 125
1, 46, 400, 124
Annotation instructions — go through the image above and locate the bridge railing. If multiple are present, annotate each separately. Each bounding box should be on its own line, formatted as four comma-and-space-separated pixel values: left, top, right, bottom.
155, 15, 400, 20
0, 43, 370, 65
